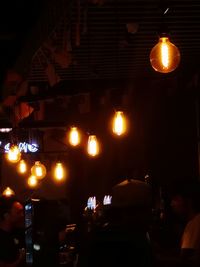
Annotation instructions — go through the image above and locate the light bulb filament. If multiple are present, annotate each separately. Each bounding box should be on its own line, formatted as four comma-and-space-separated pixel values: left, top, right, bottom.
161, 41, 169, 68
87, 135, 99, 156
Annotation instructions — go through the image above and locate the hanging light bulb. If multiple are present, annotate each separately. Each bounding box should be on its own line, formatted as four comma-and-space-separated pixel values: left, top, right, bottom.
31, 161, 46, 180
2, 187, 15, 197
68, 127, 81, 147
6, 145, 21, 163
17, 159, 27, 174
54, 162, 66, 182
27, 175, 38, 188
112, 111, 127, 136
87, 135, 99, 157
150, 35, 180, 73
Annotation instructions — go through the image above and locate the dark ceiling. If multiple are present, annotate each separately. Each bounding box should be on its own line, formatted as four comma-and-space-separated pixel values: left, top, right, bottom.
27, 0, 200, 83
0, 0, 199, 97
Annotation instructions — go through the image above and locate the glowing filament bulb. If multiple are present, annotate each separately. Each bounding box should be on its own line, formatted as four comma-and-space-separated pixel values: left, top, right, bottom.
161, 40, 169, 68
31, 161, 46, 179
2, 187, 15, 197
54, 162, 65, 181
87, 135, 99, 157
69, 127, 80, 146
27, 175, 38, 188
18, 159, 27, 174
6, 145, 21, 163
150, 36, 180, 73
112, 111, 126, 136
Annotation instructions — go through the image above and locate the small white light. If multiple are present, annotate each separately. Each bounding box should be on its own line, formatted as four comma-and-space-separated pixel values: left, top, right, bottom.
33, 244, 41, 251
0, 128, 12, 133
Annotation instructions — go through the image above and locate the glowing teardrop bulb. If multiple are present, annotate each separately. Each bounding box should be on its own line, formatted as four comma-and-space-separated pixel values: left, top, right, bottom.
69, 127, 81, 146
112, 111, 127, 136
87, 135, 99, 157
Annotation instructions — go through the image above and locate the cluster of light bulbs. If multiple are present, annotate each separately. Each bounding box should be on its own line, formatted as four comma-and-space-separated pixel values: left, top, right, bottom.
3, 111, 128, 193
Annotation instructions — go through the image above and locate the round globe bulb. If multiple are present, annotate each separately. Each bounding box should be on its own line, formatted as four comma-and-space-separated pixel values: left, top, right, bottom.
150, 36, 180, 73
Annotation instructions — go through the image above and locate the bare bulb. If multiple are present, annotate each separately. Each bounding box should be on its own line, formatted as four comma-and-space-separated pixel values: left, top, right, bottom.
6, 145, 21, 163
18, 159, 27, 174
150, 36, 180, 73
27, 175, 38, 188
112, 111, 127, 136
87, 135, 99, 157
54, 162, 65, 182
2, 187, 15, 197
69, 127, 81, 146
31, 161, 46, 179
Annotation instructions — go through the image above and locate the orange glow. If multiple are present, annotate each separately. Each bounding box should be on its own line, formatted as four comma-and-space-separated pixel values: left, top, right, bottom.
112, 111, 127, 136
54, 162, 66, 182
87, 135, 100, 157
17, 159, 27, 174
150, 36, 180, 73
27, 175, 38, 188
31, 161, 46, 179
6, 145, 21, 163
69, 127, 81, 146
2, 187, 15, 197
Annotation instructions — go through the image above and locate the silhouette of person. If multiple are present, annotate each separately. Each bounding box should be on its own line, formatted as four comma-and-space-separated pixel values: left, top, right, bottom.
0, 196, 25, 267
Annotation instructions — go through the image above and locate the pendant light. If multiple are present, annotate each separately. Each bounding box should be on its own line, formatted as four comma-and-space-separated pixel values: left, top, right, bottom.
2, 187, 15, 197
68, 127, 81, 147
17, 159, 27, 174
31, 161, 46, 180
27, 175, 38, 188
112, 111, 127, 136
150, 34, 180, 73
53, 162, 66, 182
6, 145, 21, 163
87, 135, 100, 157
150, 5, 180, 73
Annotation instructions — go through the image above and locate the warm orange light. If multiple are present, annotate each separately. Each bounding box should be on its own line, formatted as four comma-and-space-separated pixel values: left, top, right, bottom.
17, 159, 27, 174
6, 145, 21, 163
69, 127, 81, 146
2, 187, 15, 197
27, 175, 38, 188
54, 162, 66, 182
31, 161, 46, 179
112, 111, 127, 136
150, 36, 180, 73
87, 135, 99, 157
